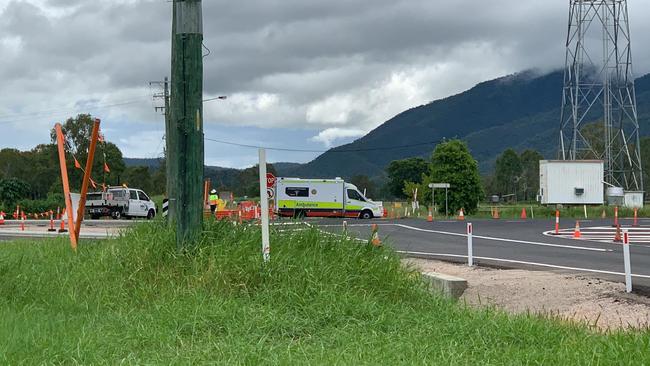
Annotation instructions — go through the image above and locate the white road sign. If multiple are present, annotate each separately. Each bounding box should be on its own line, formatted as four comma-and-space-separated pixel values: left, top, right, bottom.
429, 183, 451, 189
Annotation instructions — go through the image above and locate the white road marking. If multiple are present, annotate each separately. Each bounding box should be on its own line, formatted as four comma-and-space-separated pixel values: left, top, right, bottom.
316, 222, 612, 252
393, 224, 611, 252
543, 226, 650, 245
397, 251, 650, 279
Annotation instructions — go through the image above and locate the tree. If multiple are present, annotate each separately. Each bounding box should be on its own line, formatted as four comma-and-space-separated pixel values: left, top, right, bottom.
151, 159, 167, 195
579, 121, 605, 159
641, 137, 650, 189
123, 166, 153, 193
25, 144, 60, 200
50, 114, 126, 190
424, 140, 483, 214
386, 157, 429, 199
494, 149, 522, 198
236, 164, 277, 198
0, 178, 31, 208
350, 175, 377, 198
519, 149, 543, 201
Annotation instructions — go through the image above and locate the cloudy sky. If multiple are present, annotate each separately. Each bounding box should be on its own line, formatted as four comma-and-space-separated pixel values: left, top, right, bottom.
1, 0, 650, 168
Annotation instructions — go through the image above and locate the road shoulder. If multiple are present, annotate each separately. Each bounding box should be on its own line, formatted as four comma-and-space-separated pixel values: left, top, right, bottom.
405, 258, 650, 331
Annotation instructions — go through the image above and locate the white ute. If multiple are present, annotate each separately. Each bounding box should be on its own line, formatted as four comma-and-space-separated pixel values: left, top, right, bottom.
85, 187, 157, 220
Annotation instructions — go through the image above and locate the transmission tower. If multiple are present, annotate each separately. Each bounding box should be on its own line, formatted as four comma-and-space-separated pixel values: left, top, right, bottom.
559, 0, 643, 191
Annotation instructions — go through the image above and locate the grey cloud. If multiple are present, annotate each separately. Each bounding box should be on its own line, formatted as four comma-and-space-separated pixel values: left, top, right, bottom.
1, 0, 649, 166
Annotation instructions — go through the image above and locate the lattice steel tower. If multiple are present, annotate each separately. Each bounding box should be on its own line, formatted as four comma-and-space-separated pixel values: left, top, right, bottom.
559, 0, 643, 191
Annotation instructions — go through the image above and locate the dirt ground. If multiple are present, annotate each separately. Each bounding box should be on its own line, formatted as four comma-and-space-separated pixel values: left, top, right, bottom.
405, 258, 650, 331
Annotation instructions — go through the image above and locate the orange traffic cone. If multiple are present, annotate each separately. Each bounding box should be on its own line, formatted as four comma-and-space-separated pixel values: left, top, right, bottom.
633, 208, 639, 227
0, 212, 4, 225
371, 224, 382, 247
48, 211, 56, 232
427, 209, 433, 222
58, 209, 67, 233
458, 208, 465, 221
520, 208, 527, 220
613, 224, 622, 243
492, 207, 500, 219
573, 220, 581, 238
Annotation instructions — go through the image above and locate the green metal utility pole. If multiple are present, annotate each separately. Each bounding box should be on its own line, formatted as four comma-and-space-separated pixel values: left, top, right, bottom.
169, 0, 204, 249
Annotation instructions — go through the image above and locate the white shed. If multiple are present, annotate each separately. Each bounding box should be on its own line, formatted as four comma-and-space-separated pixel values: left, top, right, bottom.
624, 191, 644, 208
539, 160, 604, 205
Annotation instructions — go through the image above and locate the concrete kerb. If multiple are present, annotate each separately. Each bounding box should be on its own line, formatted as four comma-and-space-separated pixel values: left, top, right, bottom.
421, 271, 468, 299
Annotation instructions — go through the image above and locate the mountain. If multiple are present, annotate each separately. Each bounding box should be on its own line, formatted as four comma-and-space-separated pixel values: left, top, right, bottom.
122, 158, 304, 185
286, 70, 650, 178
273, 162, 304, 176
123, 158, 304, 174
124, 158, 163, 170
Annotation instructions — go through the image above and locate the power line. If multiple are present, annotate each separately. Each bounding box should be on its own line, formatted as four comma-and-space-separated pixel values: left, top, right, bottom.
0, 97, 151, 125
204, 137, 442, 153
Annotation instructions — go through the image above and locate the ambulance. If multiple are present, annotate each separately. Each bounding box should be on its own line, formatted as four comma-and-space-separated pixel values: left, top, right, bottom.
274, 177, 383, 219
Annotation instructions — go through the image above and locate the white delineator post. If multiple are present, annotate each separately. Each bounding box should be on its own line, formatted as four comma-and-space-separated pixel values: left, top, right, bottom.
259, 148, 270, 262
467, 222, 473, 267
623, 229, 632, 293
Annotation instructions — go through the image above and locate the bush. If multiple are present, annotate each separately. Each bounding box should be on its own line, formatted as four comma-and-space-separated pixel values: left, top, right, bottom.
15, 193, 65, 215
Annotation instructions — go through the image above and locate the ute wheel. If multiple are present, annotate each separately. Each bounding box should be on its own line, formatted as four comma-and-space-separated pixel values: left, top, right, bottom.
147, 209, 155, 220
113, 211, 121, 220
360, 210, 373, 220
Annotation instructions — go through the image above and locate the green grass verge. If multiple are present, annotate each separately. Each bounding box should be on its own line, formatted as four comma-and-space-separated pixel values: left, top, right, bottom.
384, 201, 649, 220
1, 221, 649, 364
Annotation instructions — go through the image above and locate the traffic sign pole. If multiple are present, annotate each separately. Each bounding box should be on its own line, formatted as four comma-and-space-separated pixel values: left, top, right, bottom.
429, 183, 451, 221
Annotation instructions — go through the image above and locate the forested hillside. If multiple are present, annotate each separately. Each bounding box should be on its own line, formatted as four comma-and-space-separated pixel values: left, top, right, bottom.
285, 70, 650, 178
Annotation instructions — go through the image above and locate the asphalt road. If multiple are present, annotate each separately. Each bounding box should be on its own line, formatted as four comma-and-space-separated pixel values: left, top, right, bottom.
310, 217, 650, 289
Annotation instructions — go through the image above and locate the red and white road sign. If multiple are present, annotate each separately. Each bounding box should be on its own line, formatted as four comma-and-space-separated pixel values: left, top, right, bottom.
266, 173, 276, 188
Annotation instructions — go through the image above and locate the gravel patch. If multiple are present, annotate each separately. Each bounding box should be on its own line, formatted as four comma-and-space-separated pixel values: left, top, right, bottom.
405, 258, 650, 331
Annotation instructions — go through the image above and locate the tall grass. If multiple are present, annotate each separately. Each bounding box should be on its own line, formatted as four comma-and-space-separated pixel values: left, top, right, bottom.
0, 220, 649, 364
384, 201, 649, 220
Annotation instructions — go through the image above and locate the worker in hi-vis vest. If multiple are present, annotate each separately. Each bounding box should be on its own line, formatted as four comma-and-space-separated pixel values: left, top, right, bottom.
209, 189, 219, 214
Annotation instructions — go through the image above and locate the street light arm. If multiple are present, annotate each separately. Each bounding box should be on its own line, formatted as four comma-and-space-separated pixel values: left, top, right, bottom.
203, 96, 228, 102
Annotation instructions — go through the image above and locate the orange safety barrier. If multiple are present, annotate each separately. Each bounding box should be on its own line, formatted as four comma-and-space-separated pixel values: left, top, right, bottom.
239, 201, 258, 220
215, 210, 238, 220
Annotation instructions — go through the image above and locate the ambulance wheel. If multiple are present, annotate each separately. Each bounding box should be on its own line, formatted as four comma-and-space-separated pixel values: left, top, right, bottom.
360, 210, 373, 219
